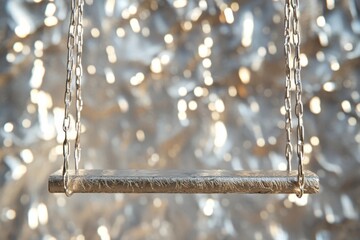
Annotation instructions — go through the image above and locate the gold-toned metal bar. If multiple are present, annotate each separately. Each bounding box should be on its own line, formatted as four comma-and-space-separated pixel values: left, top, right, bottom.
48, 169, 319, 194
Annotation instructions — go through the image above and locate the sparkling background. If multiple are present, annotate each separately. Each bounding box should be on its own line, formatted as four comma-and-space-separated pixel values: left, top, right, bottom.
1, 0, 360, 239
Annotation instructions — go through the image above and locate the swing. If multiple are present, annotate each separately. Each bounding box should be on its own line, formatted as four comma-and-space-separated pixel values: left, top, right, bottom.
48, 0, 319, 197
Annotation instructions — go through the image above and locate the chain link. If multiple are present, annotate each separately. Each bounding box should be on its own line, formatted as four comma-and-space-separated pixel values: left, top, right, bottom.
284, 0, 293, 172
62, 0, 77, 196
74, 0, 84, 171
291, 0, 305, 197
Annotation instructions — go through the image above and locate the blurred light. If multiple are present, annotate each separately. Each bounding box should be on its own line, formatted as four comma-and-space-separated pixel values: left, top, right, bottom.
199, 0, 207, 10
105, 0, 115, 16
130, 18, 141, 33
288, 194, 309, 206
44, 16, 58, 27
13, 42, 24, 52
268, 136, 277, 145
117, 97, 129, 112
268, 42, 277, 54
304, 143, 313, 154
204, 37, 213, 48
228, 86, 237, 97
256, 138, 265, 147
20, 149, 34, 164
190, 7, 202, 21
214, 121, 227, 148
106, 45, 117, 63
174, 0, 187, 8
310, 96, 321, 114
5, 209, 16, 220
45, 3, 56, 17
300, 53, 308, 67
231, 2, 239, 11
136, 130, 145, 142
204, 75, 213, 86
116, 28, 125, 38
310, 136, 320, 146
153, 197, 162, 207
164, 34, 173, 44
326, 0, 335, 10
257, 47, 266, 57
91, 28, 100, 38
202, 21, 211, 34
198, 44, 210, 58
348, 117, 357, 126
238, 67, 250, 84
330, 61, 340, 71
22, 119, 31, 128
224, 8, 234, 24
15, 24, 31, 38
202, 58, 212, 68
130, 72, 145, 86
242, 12, 254, 47
87, 65, 96, 74
177, 99, 187, 112
323, 82, 336, 92
188, 101, 197, 110
178, 87, 187, 96
104, 67, 115, 84
28, 207, 39, 229
214, 99, 225, 113
341, 100, 351, 113
4, 122, 14, 133
316, 51, 325, 61
30, 59, 45, 88
203, 198, 215, 216
97, 225, 110, 240
6, 53, 16, 62
194, 86, 204, 97
273, 14, 281, 24
182, 21, 192, 31
316, 16, 326, 27
128, 5, 138, 15
150, 57, 162, 73
38, 203, 48, 225
160, 54, 170, 65
142, 27, 150, 37
344, 42, 353, 51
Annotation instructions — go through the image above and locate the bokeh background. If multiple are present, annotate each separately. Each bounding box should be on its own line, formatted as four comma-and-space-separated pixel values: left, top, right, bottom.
1, 0, 359, 239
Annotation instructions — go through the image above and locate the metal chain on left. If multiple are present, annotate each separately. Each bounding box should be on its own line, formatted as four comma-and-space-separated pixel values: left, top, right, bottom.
291, 0, 305, 198
62, 0, 77, 196
284, 0, 293, 172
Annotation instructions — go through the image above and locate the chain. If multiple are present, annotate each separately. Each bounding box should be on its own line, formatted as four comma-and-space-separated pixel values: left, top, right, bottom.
62, 0, 77, 196
284, 0, 293, 172
292, 0, 305, 198
62, 0, 84, 196
74, 0, 84, 171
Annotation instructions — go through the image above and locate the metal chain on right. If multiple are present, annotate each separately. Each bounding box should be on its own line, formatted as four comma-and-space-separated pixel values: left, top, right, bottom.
284, 0, 293, 172
62, 0, 77, 197
291, 0, 305, 198
74, 0, 84, 171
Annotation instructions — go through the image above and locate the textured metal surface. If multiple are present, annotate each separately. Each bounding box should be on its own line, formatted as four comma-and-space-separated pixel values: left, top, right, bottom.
49, 169, 319, 194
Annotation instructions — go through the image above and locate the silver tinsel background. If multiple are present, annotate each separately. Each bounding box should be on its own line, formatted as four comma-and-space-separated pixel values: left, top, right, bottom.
0, 0, 359, 239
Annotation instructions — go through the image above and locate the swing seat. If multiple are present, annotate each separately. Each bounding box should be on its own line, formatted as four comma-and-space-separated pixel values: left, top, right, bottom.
48, 169, 319, 194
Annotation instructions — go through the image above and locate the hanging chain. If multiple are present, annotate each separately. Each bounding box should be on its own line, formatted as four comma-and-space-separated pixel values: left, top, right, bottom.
284, 0, 305, 197
62, 0, 77, 196
291, 0, 305, 198
284, 0, 293, 172
62, 0, 84, 196
74, 0, 84, 171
